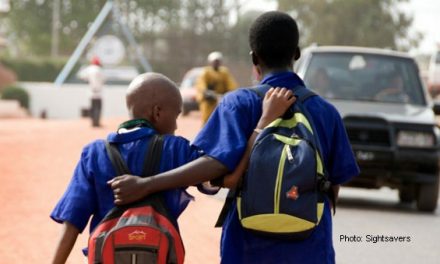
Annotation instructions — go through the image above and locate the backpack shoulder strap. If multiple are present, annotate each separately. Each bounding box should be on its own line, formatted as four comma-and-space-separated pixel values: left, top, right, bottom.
105, 134, 164, 177
140, 135, 173, 220
293, 85, 317, 104
142, 134, 164, 177
292, 87, 336, 213
105, 141, 131, 175
103, 134, 169, 219
215, 188, 236, 228
249, 83, 316, 103
249, 84, 271, 98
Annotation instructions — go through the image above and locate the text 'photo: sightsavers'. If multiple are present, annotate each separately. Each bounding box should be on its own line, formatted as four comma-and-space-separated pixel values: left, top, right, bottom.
0, 0, 440, 264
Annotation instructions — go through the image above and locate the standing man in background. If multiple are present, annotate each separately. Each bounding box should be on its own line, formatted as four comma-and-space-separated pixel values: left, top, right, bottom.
78, 56, 105, 127
196, 51, 237, 125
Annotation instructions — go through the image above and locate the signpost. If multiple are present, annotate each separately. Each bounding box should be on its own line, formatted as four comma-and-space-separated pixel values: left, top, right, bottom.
54, 0, 152, 86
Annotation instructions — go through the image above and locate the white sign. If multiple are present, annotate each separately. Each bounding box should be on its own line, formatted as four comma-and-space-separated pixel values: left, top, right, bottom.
89, 35, 126, 66
0, 0, 10, 12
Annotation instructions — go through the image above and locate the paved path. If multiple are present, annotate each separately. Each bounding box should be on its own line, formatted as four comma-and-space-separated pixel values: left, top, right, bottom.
0, 113, 222, 263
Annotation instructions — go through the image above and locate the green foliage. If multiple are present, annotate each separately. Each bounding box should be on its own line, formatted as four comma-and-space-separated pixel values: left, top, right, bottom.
6, 0, 106, 56
0, 57, 71, 82
0, 0, 421, 85
276, 0, 421, 51
2, 0, 236, 81
1, 85, 30, 109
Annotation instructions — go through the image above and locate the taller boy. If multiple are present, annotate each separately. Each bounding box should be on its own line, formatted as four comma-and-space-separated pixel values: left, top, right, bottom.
110, 11, 359, 263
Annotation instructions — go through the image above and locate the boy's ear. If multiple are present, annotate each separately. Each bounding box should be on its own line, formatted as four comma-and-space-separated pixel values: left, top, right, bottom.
152, 105, 161, 122
294, 47, 301, 60
251, 51, 259, 66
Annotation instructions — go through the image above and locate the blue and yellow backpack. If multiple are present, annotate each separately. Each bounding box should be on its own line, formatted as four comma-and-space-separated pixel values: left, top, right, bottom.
217, 84, 332, 240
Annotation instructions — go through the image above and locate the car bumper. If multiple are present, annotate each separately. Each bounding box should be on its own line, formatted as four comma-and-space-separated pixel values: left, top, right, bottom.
346, 146, 440, 188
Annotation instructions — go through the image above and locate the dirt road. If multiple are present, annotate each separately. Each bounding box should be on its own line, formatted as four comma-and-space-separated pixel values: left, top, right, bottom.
0, 113, 222, 263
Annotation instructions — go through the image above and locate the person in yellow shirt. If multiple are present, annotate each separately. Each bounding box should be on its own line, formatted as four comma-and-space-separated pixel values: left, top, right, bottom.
196, 51, 238, 124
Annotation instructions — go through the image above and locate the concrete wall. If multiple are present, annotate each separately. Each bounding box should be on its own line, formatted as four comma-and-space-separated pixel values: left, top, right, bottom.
20, 82, 129, 119
0, 99, 27, 118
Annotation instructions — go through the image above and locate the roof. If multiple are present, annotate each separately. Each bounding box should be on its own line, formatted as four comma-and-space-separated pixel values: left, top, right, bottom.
303, 45, 413, 59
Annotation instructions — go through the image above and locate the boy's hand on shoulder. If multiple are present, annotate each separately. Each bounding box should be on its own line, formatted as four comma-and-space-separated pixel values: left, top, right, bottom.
258, 87, 296, 128
108, 175, 149, 205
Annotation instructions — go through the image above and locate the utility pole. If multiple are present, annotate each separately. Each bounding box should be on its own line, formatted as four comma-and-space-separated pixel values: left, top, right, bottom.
51, 0, 60, 57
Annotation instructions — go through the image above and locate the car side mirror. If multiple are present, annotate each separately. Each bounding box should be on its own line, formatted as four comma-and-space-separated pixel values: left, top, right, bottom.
433, 101, 440, 115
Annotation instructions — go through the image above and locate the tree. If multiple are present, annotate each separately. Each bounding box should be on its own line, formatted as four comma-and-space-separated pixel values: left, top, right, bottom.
6, 0, 106, 56
132, 0, 232, 80
1, 0, 247, 82
224, 10, 265, 85
276, 0, 421, 51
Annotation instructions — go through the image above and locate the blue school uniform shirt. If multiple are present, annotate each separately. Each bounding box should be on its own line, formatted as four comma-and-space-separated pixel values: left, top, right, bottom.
193, 71, 360, 264
51, 126, 202, 253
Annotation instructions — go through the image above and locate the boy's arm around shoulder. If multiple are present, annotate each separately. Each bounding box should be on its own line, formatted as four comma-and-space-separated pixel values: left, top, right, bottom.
109, 88, 295, 204
109, 156, 228, 205
51, 221, 80, 264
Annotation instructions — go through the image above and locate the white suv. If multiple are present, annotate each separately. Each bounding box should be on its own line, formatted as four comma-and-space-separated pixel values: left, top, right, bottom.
295, 46, 440, 212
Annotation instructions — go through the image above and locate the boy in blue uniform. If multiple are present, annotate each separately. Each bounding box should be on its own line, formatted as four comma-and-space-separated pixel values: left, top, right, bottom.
50, 72, 201, 263
50, 72, 293, 263
110, 11, 359, 264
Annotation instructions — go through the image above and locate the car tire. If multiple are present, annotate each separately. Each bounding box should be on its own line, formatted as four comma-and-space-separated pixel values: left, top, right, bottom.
416, 179, 439, 212
182, 107, 189, 116
398, 185, 415, 203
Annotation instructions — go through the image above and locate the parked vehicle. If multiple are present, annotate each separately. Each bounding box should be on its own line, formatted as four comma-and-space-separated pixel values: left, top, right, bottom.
179, 67, 203, 116
295, 46, 440, 212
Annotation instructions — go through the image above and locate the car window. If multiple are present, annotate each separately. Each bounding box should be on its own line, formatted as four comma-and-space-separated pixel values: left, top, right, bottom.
181, 75, 196, 89
180, 69, 202, 90
304, 52, 426, 105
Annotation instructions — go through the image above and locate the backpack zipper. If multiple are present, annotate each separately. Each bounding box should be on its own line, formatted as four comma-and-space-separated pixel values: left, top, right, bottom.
286, 145, 294, 163
273, 134, 321, 214
274, 144, 288, 213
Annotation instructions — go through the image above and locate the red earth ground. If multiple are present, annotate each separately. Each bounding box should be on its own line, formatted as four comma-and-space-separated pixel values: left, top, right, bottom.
0, 112, 222, 263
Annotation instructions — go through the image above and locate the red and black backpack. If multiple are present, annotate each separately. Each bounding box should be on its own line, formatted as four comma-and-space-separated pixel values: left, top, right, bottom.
88, 135, 185, 264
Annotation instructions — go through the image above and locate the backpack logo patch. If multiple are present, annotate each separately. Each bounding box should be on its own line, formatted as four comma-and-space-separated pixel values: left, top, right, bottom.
128, 230, 147, 241
286, 185, 299, 200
